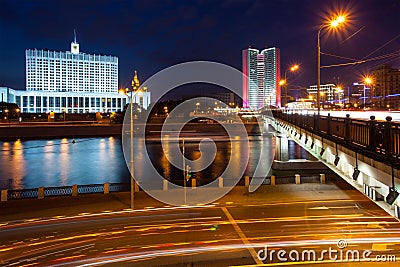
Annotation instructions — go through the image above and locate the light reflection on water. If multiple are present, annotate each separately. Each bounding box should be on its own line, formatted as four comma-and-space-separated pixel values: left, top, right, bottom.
0, 136, 309, 190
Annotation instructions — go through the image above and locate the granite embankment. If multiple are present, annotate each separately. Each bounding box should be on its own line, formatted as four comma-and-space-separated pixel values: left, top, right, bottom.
0, 122, 262, 140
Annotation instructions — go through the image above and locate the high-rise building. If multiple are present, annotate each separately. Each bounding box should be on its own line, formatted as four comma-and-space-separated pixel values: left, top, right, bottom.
242, 47, 280, 109
0, 35, 151, 113
371, 64, 400, 108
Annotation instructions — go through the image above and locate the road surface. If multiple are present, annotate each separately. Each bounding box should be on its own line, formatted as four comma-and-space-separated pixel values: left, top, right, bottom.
0, 180, 399, 266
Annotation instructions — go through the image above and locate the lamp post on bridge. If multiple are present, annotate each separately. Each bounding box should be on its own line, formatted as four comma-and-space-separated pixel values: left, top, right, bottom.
317, 14, 347, 115
364, 76, 373, 108
279, 64, 300, 108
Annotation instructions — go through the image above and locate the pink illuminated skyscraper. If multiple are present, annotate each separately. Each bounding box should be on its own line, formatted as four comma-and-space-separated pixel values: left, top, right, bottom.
242, 47, 280, 109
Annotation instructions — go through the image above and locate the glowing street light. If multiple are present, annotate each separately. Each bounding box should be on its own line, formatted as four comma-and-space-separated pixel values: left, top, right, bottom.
363, 76, 374, 107
364, 77, 372, 85
4, 109, 9, 126
281, 64, 300, 106
290, 64, 299, 72
317, 14, 347, 115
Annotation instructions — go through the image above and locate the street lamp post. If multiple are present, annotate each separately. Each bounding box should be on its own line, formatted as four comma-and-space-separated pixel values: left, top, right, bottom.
129, 89, 134, 210
16, 108, 20, 124
182, 137, 186, 205
317, 15, 346, 115
364, 76, 373, 108
280, 64, 300, 107
119, 88, 141, 210
62, 108, 66, 124
5, 109, 9, 126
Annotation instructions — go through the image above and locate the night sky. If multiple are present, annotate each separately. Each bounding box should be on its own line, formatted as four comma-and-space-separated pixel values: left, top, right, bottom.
1, 0, 399, 101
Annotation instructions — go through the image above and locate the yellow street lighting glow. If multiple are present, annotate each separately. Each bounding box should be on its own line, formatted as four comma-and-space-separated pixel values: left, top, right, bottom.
330, 20, 339, 27
279, 80, 286, 86
337, 15, 345, 23
290, 64, 299, 72
329, 15, 346, 28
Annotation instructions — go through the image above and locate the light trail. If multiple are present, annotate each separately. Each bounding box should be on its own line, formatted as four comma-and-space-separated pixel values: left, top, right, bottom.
42, 236, 400, 267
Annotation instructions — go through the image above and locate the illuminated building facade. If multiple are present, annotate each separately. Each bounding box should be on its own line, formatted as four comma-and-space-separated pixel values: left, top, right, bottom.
307, 84, 337, 102
242, 47, 280, 109
0, 36, 151, 113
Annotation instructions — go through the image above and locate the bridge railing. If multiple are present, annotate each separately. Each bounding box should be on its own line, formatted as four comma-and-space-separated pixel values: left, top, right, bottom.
273, 110, 400, 166
4, 182, 130, 201
1, 174, 328, 201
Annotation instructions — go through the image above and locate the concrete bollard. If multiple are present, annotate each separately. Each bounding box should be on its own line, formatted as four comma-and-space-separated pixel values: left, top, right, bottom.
295, 174, 301, 184
218, 177, 223, 188
135, 182, 140, 192
270, 175, 275, 186
72, 184, 78, 196
104, 183, 109, 194
245, 176, 250, 187
320, 174, 326, 184
163, 179, 168, 191
1, 189, 7, 202
38, 186, 44, 199
192, 178, 196, 189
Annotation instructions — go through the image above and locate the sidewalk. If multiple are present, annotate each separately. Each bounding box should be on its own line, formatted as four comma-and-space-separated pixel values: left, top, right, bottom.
0, 180, 367, 223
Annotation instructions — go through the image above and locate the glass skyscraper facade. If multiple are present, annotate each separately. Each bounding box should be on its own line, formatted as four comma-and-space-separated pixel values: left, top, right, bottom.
242, 47, 280, 109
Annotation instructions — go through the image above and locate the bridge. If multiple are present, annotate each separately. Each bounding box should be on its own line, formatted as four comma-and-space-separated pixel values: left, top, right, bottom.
268, 109, 400, 219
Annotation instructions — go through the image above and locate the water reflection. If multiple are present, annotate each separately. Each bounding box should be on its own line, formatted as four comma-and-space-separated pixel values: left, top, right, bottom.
0, 137, 310, 190
59, 139, 70, 185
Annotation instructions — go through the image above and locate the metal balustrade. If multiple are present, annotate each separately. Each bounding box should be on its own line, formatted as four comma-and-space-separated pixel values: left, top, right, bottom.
8, 189, 38, 200
2, 175, 327, 201
77, 184, 104, 194
109, 183, 130, 192
273, 110, 400, 167
3, 183, 129, 200
44, 186, 72, 197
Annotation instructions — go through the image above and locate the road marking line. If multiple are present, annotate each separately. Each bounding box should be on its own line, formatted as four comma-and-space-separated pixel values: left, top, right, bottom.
221, 207, 263, 265
372, 243, 387, 251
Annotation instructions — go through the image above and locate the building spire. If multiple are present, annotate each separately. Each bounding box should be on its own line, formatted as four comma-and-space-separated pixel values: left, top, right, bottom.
132, 70, 140, 91
71, 29, 80, 54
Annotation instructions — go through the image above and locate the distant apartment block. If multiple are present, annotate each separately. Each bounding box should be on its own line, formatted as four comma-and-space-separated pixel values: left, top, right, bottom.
307, 84, 338, 102
371, 64, 400, 108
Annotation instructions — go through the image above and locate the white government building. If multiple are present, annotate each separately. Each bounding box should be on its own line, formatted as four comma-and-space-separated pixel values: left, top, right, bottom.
0, 36, 150, 113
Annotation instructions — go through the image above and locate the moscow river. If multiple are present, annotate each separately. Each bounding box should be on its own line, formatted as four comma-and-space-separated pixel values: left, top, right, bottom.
0, 136, 309, 190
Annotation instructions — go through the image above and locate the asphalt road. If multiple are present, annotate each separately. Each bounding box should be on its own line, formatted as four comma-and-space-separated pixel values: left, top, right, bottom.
1, 181, 399, 266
